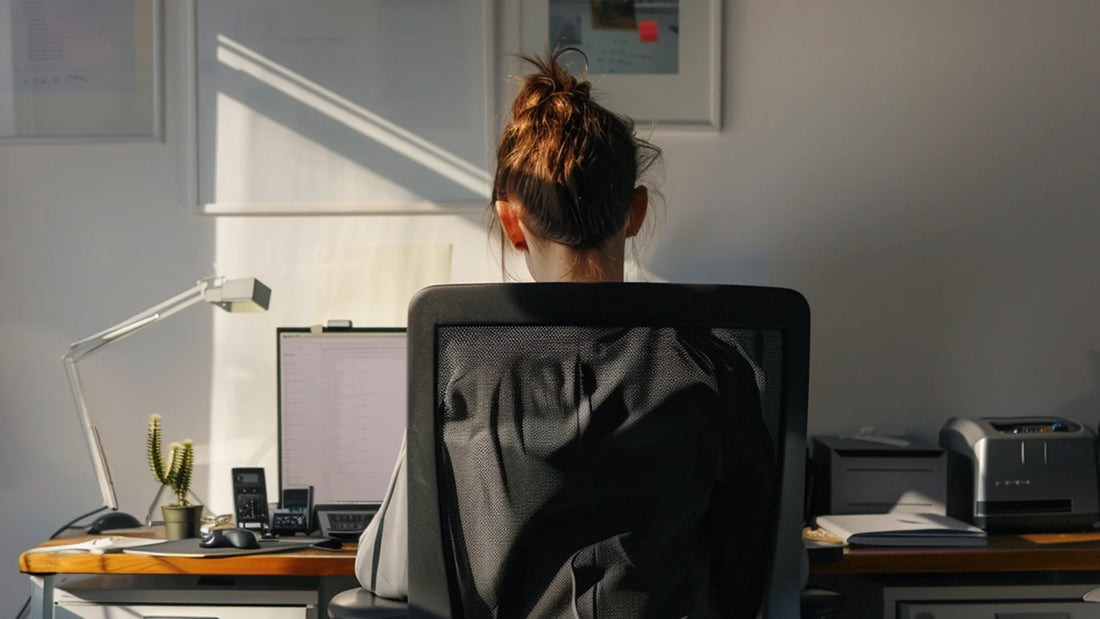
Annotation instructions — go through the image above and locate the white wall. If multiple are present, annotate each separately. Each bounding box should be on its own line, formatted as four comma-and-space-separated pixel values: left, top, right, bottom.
2, 0, 1098, 613
650, 1, 1100, 439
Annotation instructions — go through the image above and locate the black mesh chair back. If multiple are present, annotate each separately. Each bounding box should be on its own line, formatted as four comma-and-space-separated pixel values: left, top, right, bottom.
407, 283, 810, 618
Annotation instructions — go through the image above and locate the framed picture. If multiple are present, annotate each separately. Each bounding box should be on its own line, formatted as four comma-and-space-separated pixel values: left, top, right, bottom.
517, 0, 722, 130
188, 0, 495, 215
0, 0, 163, 143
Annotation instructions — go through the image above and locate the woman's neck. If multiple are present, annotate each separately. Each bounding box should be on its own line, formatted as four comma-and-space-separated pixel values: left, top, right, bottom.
525, 237, 627, 282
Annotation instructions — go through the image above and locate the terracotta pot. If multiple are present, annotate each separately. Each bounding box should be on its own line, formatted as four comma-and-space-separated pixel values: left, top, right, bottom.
161, 504, 203, 540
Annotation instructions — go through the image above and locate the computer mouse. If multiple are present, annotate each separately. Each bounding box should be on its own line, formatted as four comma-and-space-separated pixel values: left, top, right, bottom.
199, 527, 259, 549
312, 537, 343, 550
87, 511, 143, 534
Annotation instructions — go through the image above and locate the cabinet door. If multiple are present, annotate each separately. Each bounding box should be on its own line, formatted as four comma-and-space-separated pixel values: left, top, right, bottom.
900, 601, 1100, 619
56, 604, 311, 619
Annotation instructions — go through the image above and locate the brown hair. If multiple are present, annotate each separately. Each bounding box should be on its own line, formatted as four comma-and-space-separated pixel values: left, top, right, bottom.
491, 49, 662, 277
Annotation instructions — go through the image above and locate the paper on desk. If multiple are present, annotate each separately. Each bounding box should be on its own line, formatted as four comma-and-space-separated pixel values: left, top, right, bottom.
814, 512, 987, 547
26, 536, 162, 555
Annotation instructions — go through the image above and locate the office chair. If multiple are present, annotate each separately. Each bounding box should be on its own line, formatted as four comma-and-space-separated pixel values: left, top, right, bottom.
330, 283, 814, 618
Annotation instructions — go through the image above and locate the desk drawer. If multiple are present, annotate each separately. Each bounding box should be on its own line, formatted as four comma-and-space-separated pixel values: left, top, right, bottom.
899, 601, 1100, 619
56, 604, 310, 619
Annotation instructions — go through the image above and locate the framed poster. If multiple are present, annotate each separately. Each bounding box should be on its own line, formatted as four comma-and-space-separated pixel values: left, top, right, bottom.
190, 0, 495, 215
0, 0, 162, 143
518, 0, 722, 130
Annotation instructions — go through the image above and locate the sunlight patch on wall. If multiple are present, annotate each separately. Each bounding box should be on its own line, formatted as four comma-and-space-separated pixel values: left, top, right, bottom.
214, 34, 491, 202
314, 244, 453, 328
203, 215, 480, 513
213, 92, 414, 204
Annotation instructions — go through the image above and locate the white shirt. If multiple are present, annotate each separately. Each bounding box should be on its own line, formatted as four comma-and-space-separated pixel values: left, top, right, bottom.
354, 434, 408, 600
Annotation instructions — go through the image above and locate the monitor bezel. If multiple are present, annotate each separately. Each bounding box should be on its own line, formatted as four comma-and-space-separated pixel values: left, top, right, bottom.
275, 325, 407, 507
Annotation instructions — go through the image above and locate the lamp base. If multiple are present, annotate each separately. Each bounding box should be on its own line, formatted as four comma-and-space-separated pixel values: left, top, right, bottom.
87, 510, 143, 534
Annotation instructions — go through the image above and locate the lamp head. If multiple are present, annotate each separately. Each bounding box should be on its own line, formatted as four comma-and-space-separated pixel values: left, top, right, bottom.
203, 277, 271, 313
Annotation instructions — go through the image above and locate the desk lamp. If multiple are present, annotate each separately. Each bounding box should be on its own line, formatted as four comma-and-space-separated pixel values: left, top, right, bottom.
63, 275, 271, 533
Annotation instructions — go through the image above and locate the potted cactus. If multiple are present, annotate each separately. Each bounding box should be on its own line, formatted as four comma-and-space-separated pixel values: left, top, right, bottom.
147, 414, 203, 539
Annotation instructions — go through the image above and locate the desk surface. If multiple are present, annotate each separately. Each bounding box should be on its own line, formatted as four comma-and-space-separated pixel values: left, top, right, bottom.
20, 533, 357, 577
28, 532, 1100, 579
811, 532, 1100, 575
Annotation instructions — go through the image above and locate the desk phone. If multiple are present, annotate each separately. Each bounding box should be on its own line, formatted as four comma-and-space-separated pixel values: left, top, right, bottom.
272, 486, 314, 535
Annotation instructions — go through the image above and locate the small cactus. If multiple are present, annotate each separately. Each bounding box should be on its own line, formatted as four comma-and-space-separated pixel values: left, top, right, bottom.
147, 414, 194, 507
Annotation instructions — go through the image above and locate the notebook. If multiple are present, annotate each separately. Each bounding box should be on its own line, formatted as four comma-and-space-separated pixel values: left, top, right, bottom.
814, 512, 987, 547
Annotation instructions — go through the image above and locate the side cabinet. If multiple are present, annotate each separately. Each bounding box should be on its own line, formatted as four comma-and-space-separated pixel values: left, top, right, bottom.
887, 583, 1100, 619
47, 574, 359, 619
56, 605, 310, 619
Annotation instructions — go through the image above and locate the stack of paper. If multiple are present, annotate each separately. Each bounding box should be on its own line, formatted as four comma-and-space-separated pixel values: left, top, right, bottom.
25, 536, 163, 555
814, 512, 987, 547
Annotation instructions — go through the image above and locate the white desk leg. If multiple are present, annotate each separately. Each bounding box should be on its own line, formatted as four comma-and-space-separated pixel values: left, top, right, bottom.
28, 574, 54, 619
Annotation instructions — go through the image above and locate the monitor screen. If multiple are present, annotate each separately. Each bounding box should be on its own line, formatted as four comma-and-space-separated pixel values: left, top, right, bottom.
277, 327, 406, 505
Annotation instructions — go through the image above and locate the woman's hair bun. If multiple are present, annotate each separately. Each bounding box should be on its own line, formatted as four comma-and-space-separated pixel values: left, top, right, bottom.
509, 48, 593, 125
492, 48, 661, 262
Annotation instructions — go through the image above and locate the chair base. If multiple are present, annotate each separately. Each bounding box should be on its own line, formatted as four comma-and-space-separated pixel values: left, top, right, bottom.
801, 587, 845, 618
327, 587, 408, 619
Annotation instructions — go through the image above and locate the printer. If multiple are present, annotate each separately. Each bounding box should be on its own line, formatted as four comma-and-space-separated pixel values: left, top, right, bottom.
810, 435, 947, 517
940, 416, 1100, 532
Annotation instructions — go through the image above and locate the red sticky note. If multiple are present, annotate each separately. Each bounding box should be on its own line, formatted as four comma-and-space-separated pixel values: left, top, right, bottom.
639, 20, 658, 43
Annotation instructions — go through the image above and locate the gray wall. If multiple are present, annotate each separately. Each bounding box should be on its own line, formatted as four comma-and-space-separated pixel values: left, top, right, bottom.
2, 1, 1098, 613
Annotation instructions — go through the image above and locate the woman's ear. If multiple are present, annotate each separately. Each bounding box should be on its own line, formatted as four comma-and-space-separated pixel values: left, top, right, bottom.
495, 200, 528, 251
625, 186, 649, 238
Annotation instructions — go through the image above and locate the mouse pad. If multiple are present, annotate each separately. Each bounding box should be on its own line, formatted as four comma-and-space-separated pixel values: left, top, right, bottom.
122, 537, 325, 558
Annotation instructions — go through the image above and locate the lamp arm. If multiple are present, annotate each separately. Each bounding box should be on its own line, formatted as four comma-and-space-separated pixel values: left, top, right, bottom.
60, 275, 219, 512
63, 358, 119, 510
63, 277, 218, 363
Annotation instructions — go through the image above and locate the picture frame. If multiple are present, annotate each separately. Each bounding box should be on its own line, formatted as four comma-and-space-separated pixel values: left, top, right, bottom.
516, 0, 722, 131
188, 0, 495, 215
0, 0, 163, 143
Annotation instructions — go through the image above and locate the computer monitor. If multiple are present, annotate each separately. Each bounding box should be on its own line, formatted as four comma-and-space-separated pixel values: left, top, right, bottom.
276, 327, 406, 505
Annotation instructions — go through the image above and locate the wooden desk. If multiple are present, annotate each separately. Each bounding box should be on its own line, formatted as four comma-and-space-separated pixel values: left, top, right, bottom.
28, 532, 1100, 618
808, 533, 1100, 619
20, 533, 358, 619
812, 532, 1100, 574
